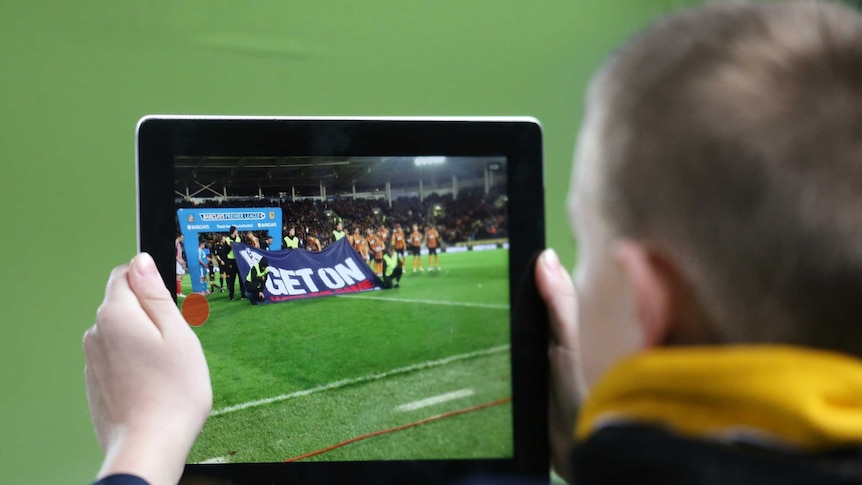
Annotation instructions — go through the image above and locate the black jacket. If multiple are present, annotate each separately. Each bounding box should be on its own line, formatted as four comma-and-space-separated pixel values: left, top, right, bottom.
572, 424, 862, 485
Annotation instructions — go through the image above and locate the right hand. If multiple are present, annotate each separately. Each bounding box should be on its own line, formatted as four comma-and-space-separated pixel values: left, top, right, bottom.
83, 253, 212, 485
535, 248, 584, 483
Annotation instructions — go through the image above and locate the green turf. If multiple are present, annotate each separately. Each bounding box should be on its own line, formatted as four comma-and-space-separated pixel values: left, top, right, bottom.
180, 249, 512, 463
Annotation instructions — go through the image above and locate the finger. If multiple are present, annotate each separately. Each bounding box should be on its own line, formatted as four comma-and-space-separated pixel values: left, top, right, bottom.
83, 333, 109, 453
84, 362, 110, 452
535, 248, 579, 349
82, 323, 100, 357
128, 253, 185, 336
96, 262, 163, 340
101, 264, 134, 307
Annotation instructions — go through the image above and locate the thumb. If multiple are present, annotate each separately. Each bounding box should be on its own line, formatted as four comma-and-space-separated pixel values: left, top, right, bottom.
128, 253, 185, 335
535, 249, 579, 350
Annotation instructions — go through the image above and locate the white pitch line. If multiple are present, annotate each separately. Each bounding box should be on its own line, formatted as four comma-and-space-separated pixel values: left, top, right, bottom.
210, 344, 510, 417
341, 294, 508, 310
395, 388, 475, 412
197, 455, 230, 464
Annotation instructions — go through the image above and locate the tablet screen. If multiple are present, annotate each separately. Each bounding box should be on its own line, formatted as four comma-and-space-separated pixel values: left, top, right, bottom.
137, 117, 547, 482
174, 155, 512, 464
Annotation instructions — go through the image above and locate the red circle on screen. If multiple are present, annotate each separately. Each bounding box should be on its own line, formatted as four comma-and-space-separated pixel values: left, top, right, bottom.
181, 293, 210, 327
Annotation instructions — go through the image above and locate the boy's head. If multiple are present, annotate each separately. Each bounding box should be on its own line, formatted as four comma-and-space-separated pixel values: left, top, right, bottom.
572, 1, 862, 385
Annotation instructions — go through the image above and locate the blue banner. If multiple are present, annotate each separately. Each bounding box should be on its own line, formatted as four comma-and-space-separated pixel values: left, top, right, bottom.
233, 238, 383, 304
177, 207, 283, 293
178, 207, 282, 245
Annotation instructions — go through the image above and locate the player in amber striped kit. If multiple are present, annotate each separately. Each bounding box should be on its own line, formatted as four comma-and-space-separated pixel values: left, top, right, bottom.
377, 224, 390, 245
364, 228, 378, 271
425, 224, 441, 271
391, 223, 407, 268
305, 232, 322, 252
372, 230, 385, 277
351, 227, 363, 253
409, 224, 423, 272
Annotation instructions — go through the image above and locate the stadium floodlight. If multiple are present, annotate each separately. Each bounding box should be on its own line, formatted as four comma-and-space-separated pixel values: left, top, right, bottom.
414, 156, 446, 167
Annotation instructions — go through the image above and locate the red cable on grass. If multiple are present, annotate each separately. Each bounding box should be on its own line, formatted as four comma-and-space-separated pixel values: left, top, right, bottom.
283, 396, 512, 462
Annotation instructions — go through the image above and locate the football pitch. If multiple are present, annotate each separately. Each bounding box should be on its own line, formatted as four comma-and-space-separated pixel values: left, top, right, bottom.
180, 249, 513, 463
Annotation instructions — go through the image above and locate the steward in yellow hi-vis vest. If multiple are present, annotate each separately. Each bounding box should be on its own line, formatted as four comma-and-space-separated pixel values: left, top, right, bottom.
381, 245, 402, 289
332, 222, 346, 242
245, 257, 273, 305
283, 227, 300, 249
225, 226, 243, 301
226, 234, 240, 260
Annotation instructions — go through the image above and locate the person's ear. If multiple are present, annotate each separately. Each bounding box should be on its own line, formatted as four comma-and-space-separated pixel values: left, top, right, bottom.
613, 240, 683, 348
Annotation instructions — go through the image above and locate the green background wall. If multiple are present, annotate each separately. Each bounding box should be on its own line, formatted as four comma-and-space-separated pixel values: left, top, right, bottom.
0, 1, 692, 483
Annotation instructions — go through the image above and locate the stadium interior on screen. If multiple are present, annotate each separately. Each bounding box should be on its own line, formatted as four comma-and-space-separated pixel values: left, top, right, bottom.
174, 155, 512, 464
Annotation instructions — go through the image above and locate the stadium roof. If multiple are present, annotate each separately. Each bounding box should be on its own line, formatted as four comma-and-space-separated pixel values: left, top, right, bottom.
174, 156, 505, 198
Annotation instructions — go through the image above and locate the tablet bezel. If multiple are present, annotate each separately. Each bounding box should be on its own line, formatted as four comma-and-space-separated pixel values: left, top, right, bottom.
136, 116, 548, 484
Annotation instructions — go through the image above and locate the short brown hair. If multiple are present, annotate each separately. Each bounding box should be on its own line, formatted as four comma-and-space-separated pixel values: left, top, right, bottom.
589, 1, 862, 354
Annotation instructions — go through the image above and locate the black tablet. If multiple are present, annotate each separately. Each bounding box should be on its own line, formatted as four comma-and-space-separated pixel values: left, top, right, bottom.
136, 116, 547, 484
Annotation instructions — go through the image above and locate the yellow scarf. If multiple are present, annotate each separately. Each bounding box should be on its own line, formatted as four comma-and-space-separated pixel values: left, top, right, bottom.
576, 346, 862, 450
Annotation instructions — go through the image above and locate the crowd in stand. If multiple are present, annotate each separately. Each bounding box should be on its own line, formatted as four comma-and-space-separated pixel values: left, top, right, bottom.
176, 186, 508, 249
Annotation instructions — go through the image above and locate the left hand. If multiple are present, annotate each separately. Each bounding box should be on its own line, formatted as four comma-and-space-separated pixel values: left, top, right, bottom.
84, 253, 212, 485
